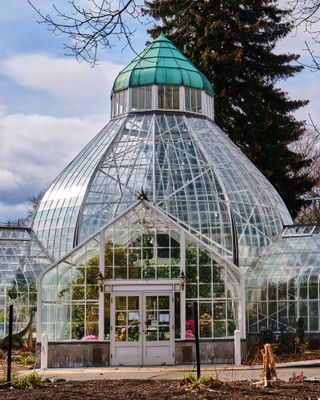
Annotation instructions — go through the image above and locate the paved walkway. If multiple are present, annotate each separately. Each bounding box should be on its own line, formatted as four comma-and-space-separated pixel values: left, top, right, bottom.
29, 360, 320, 382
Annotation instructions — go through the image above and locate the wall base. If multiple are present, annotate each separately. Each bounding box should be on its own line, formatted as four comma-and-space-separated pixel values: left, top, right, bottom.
36, 339, 247, 368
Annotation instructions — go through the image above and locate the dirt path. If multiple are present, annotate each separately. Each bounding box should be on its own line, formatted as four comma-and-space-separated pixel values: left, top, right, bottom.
0, 380, 320, 400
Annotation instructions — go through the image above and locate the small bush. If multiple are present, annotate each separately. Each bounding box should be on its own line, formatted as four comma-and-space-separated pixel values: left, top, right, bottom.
180, 373, 196, 386
0, 372, 43, 389
14, 353, 36, 365
308, 337, 320, 350
180, 374, 223, 390
0, 349, 5, 359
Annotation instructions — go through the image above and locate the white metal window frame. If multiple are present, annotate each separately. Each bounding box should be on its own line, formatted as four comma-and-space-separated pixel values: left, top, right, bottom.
111, 86, 214, 120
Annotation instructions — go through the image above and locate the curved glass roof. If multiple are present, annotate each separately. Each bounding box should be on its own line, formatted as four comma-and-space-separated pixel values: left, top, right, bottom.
0, 226, 52, 338
246, 226, 320, 333
32, 113, 291, 266
113, 33, 214, 96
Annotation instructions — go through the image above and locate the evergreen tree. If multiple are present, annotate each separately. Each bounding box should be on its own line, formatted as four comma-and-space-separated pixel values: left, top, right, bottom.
144, 0, 314, 216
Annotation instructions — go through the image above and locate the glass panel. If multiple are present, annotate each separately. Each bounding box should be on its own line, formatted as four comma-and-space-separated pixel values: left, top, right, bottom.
116, 312, 126, 325
116, 296, 126, 310
145, 295, 170, 342
165, 86, 172, 109
190, 90, 196, 112
115, 295, 140, 342
174, 292, 181, 339
196, 90, 202, 112
185, 88, 190, 110
138, 87, 144, 109
145, 87, 152, 109
104, 294, 110, 339
158, 86, 165, 108
128, 296, 139, 310
199, 303, 212, 338
172, 86, 179, 109
132, 88, 138, 110
159, 296, 169, 309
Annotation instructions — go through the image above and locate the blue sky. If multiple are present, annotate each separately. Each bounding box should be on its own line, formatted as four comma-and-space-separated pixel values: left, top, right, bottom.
0, 0, 319, 222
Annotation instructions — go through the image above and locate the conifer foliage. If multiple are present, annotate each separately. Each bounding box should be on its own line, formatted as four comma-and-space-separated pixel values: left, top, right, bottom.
144, 0, 314, 216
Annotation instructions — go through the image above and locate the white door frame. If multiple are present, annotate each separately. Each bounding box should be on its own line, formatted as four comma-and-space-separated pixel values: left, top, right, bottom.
108, 281, 178, 366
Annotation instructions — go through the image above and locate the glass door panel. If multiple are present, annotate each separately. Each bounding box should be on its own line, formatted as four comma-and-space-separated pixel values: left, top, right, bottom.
115, 295, 140, 342
111, 293, 142, 365
143, 293, 174, 365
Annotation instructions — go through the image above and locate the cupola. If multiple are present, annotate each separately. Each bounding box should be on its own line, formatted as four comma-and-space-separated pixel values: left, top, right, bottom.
111, 33, 214, 120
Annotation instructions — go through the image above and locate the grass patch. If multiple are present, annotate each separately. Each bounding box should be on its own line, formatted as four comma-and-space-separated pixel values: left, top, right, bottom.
0, 372, 43, 389
14, 353, 36, 365
180, 373, 223, 390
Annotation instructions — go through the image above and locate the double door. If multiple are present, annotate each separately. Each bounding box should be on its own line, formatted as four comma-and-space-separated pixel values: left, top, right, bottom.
110, 292, 174, 366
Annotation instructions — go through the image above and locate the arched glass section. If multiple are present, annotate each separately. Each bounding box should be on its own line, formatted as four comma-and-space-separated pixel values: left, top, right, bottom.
78, 113, 233, 260
0, 227, 52, 338
32, 113, 290, 266
40, 201, 240, 341
246, 225, 320, 334
188, 117, 292, 266
32, 118, 125, 260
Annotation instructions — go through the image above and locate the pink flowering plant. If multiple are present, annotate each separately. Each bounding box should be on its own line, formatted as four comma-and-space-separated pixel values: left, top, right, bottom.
185, 319, 195, 339
81, 334, 98, 341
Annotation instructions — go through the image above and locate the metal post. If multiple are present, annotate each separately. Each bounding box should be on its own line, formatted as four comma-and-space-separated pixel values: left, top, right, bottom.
41, 333, 48, 370
234, 329, 241, 365
98, 229, 106, 341
6, 304, 13, 384
193, 301, 201, 379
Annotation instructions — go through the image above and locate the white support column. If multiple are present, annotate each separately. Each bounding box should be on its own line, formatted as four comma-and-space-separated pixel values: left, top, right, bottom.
36, 279, 42, 343
180, 87, 185, 112
239, 271, 246, 339
152, 115, 156, 204
234, 329, 241, 365
152, 85, 158, 110
201, 91, 206, 117
41, 333, 48, 370
127, 87, 132, 113
180, 229, 186, 340
98, 229, 106, 341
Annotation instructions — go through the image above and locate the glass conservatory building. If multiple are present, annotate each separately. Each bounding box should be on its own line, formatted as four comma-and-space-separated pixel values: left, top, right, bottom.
1, 34, 320, 366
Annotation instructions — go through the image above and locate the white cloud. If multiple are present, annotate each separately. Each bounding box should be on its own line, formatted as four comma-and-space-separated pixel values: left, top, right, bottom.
0, 169, 21, 191
0, 202, 28, 223
0, 53, 123, 103
0, 107, 107, 220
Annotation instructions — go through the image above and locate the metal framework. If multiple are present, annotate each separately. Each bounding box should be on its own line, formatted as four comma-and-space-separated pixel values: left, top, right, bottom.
0, 226, 51, 337
32, 114, 290, 269
38, 200, 244, 342
247, 225, 320, 334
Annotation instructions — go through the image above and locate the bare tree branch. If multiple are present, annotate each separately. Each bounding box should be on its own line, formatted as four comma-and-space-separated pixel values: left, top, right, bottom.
28, 0, 147, 65
289, 0, 320, 70
292, 114, 320, 222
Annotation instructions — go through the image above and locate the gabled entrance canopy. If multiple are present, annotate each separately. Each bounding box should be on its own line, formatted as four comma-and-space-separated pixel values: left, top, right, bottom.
38, 199, 244, 344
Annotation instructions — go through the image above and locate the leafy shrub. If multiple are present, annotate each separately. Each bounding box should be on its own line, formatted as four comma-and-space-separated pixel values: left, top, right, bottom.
180, 373, 223, 390
14, 353, 36, 365
308, 337, 320, 350
0, 372, 42, 389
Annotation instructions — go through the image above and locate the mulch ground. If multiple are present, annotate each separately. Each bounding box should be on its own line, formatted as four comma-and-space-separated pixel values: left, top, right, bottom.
0, 380, 320, 400
245, 345, 320, 365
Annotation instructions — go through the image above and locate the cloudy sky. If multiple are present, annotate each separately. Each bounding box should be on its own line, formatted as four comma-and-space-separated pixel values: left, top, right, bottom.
0, 0, 319, 222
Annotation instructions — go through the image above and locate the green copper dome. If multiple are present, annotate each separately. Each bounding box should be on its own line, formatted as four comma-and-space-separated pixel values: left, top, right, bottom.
113, 33, 214, 96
